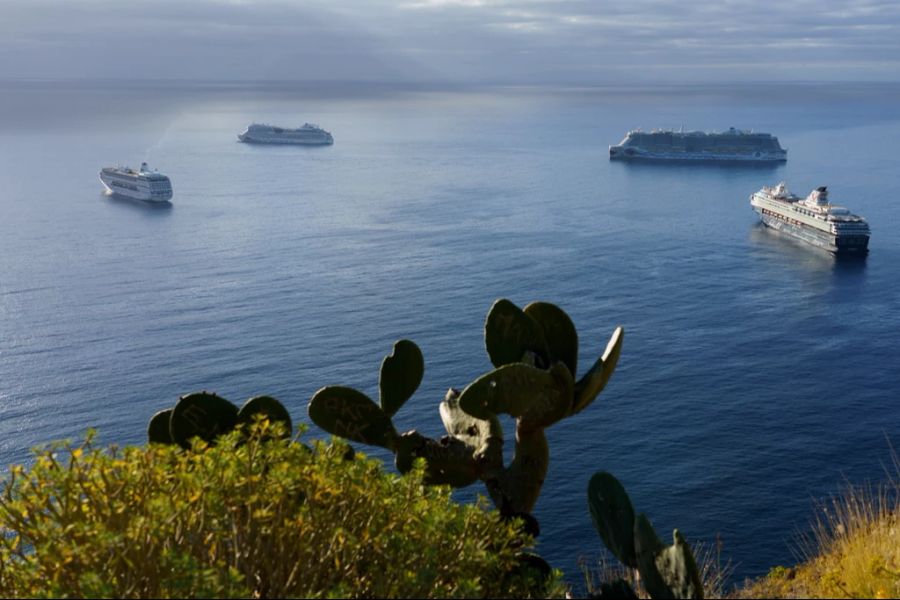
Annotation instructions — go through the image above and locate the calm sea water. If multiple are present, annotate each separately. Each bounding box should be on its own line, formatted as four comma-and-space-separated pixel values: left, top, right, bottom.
1, 80, 899, 585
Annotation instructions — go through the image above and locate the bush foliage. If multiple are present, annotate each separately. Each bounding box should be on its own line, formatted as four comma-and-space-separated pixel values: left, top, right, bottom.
0, 423, 560, 598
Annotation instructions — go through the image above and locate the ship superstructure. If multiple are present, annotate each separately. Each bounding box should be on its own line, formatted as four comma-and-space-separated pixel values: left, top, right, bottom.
99, 162, 173, 202
609, 127, 787, 162
238, 123, 334, 145
750, 182, 869, 254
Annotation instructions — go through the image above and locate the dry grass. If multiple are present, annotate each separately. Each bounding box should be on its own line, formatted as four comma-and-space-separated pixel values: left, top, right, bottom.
739, 451, 900, 599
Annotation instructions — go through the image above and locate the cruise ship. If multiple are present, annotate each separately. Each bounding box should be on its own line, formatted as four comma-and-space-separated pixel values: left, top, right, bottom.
750, 183, 869, 254
99, 163, 173, 202
237, 123, 334, 145
609, 128, 787, 162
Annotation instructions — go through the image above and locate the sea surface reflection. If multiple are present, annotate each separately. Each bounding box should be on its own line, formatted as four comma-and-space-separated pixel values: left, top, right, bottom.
1, 81, 899, 586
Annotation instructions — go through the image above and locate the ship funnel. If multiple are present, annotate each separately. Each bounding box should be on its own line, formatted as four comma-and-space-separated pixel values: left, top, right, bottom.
807, 186, 829, 206
140, 162, 149, 172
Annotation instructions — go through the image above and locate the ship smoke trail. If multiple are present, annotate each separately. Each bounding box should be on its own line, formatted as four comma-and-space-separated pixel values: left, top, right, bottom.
143, 120, 176, 164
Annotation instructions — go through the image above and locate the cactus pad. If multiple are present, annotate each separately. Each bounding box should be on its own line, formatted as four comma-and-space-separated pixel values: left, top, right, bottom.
573, 326, 624, 414
634, 513, 670, 599
484, 299, 549, 368
458, 362, 571, 425
308, 386, 398, 449
654, 530, 704, 599
524, 301, 578, 376
147, 409, 174, 444
518, 362, 575, 430
587, 472, 638, 568
237, 395, 293, 438
169, 392, 239, 449
379, 339, 424, 417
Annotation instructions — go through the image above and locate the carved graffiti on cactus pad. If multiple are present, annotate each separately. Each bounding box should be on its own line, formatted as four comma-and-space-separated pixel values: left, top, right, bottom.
332, 418, 369, 442
182, 404, 209, 430
323, 395, 369, 421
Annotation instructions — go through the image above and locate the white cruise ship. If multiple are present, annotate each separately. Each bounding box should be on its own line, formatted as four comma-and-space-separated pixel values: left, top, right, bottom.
238, 123, 334, 145
99, 163, 173, 202
610, 128, 787, 162
750, 182, 869, 254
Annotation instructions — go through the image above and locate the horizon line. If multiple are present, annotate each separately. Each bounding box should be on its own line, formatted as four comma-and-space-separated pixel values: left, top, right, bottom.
3, 77, 900, 88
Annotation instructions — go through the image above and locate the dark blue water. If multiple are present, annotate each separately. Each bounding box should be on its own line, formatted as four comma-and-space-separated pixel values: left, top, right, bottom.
1, 81, 899, 585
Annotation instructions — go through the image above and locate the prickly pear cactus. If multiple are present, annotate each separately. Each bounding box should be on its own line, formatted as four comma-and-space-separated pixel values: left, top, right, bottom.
147, 409, 174, 444
652, 530, 704, 600
473, 300, 623, 424
149, 393, 292, 447
459, 361, 573, 430
485, 299, 550, 368
634, 514, 671, 598
587, 472, 637, 568
307, 299, 624, 518
523, 301, 578, 375
308, 386, 399, 449
309, 343, 481, 486
588, 471, 704, 600
169, 392, 239, 449
573, 326, 623, 415
379, 339, 424, 417
237, 395, 293, 438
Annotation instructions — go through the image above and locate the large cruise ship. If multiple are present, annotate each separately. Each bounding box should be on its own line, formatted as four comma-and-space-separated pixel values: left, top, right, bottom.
609, 128, 787, 162
99, 163, 173, 202
750, 182, 869, 254
238, 123, 334, 145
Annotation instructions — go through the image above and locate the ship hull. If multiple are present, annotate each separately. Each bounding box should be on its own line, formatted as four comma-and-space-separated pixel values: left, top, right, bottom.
756, 210, 868, 255
238, 134, 332, 146
99, 174, 172, 203
610, 149, 786, 163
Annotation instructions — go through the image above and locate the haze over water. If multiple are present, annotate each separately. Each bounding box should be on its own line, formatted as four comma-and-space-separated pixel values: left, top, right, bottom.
1, 80, 899, 585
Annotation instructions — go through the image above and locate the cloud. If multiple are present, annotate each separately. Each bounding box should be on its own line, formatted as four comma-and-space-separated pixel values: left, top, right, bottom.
0, 0, 898, 82
0, 0, 425, 81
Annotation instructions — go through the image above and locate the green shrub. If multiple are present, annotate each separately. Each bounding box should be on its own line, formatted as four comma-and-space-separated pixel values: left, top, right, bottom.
0, 423, 562, 598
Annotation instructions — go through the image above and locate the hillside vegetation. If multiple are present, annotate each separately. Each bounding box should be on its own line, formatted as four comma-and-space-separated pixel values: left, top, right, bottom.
0, 424, 560, 598
2, 423, 897, 598
738, 476, 899, 599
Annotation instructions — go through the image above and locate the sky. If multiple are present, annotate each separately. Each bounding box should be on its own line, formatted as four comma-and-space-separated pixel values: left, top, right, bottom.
1, 0, 899, 84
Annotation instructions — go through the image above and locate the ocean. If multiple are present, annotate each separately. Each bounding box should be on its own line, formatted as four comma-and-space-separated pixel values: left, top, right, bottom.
1, 80, 899, 585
